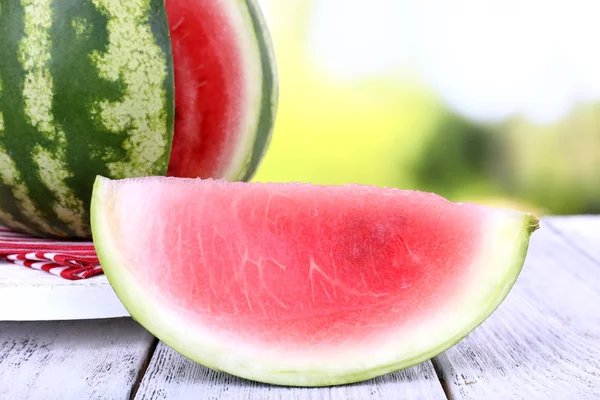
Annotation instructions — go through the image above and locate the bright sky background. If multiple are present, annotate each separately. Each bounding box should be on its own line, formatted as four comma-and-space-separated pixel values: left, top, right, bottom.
260, 0, 600, 124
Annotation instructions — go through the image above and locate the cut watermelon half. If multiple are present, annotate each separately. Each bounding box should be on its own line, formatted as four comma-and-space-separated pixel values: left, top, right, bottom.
166, 0, 277, 181
91, 176, 539, 387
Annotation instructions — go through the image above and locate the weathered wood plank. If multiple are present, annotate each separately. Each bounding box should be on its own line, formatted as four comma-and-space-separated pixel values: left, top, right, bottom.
433, 217, 600, 399
0, 318, 155, 400
0, 261, 129, 321
545, 216, 600, 271
135, 343, 446, 400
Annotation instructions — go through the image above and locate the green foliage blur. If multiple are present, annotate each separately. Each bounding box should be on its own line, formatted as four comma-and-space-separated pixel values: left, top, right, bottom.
253, 1, 600, 215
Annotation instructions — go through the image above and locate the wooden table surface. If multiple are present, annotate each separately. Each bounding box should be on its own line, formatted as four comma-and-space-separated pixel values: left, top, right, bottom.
0, 216, 598, 399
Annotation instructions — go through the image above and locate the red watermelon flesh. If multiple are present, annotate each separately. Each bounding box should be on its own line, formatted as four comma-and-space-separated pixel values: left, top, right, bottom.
166, 0, 242, 179
114, 182, 480, 343
165, 0, 275, 180
91, 176, 538, 386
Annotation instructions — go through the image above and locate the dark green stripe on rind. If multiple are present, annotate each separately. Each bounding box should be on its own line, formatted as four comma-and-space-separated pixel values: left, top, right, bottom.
0, 0, 173, 238
50, 0, 124, 223
0, 1, 73, 237
238, 0, 278, 182
149, 0, 176, 176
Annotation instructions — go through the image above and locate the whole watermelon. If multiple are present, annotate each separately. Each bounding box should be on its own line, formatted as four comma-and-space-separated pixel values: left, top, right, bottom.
0, 0, 277, 238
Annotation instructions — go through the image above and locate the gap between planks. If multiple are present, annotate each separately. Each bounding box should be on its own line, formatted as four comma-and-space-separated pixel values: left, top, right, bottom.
129, 336, 160, 400
432, 357, 454, 400
0, 318, 155, 400
133, 342, 448, 400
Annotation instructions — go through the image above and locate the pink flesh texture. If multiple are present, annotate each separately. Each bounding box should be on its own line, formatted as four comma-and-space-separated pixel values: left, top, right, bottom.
165, 0, 245, 178
108, 179, 485, 348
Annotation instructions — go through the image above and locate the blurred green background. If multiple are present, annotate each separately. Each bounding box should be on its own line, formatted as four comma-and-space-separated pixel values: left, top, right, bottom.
252, 0, 600, 215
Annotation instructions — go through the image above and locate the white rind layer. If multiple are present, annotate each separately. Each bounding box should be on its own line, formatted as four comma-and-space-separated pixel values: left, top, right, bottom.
220, 0, 276, 181
91, 176, 538, 387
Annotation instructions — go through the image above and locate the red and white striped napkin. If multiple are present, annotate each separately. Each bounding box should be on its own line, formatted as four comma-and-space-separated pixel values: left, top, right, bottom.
0, 226, 102, 280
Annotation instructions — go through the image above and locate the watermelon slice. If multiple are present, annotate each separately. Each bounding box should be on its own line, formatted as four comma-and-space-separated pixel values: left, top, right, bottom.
91, 176, 539, 387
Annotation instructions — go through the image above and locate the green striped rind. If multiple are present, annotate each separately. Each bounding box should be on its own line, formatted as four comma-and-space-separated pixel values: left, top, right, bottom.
0, 0, 174, 238
91, 176, 539, 387
226, 0, 278, 182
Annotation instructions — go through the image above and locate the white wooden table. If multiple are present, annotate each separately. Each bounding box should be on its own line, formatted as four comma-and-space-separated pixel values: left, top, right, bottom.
0, 216, 599, 399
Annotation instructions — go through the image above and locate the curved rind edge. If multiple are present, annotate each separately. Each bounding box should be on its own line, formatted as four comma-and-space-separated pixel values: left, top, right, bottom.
225, 0, 278, 182
91, 178, 538, 387
236, 0, 278, 182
